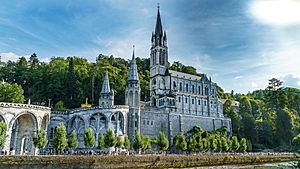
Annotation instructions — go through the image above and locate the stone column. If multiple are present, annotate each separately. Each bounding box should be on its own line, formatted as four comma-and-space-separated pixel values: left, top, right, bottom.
116, 112, 120, 135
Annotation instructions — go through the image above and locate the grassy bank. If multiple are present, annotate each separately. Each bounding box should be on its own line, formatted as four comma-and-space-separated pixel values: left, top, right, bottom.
0, 154, 299, 169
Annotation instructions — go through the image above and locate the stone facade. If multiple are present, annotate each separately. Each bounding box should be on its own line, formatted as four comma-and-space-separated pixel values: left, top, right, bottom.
0, 102, 50, 155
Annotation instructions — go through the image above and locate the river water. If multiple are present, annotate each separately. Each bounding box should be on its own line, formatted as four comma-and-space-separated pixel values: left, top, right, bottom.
182, 161, 299, 169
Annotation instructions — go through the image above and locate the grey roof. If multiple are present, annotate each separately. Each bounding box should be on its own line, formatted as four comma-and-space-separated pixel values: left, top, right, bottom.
127, 46, 139, 81
169, 70, 202, 81
101, 70, 111, 93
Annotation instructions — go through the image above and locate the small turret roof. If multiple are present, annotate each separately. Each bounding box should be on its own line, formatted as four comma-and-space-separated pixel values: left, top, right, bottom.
101, 70, 111, 93
127, 45, 139, 81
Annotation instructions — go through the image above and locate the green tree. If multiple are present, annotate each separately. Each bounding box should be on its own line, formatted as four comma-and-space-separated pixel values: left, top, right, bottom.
141, 135, 152, 152
52, 123, 68, 154
115, 135, 123, 149
98, 134, 105, 149
241, 112, 258, 144
231, 136, 240, 152
209, 136, 217, 152
0, 82, 25, 103
133, 131, 143, 152
84, 128, 95, 148
174, 133, 187, 152
220, 137, 229, 152
239, 96, 252, 115
104, 128, 116, 148
188, 136, 197, 152
156, 131, 169, 151
54, 100, 66, 111
201, 138, 209, 152
292, 134, 300, 150
257, 120, 273, 147
239, 138, 247, 152
124, 135, 131, 150
0, 121, 7, 147
275, 108, 293, 145
68, 130, 78, 149
33, 129, 48, 150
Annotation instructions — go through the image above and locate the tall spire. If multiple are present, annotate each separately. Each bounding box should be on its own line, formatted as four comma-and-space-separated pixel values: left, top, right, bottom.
127, 45, 139, 81
101, 70, 111, 93
155, 4, 163, 38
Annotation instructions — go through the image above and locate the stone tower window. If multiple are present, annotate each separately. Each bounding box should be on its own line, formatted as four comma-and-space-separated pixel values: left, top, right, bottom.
186, 84, 189, 92
179, 82, 182, 91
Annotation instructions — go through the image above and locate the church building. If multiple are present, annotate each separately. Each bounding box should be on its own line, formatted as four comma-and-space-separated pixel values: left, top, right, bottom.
47, 6, 231, 148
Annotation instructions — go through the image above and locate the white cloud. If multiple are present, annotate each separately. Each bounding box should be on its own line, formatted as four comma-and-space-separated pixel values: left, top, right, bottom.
250, 0, 300, 26
281, 74, 300, 87
0, 52, 30, 62
93, 28, 150, 59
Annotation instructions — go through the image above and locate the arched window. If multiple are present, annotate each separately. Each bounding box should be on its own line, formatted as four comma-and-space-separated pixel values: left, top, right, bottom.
192, 85, 195, 93
205, 87, 209, 95
173, 81, 176, 90
198, 86, 201, 94
179, 82, 182, 92
186, 84, 189, 92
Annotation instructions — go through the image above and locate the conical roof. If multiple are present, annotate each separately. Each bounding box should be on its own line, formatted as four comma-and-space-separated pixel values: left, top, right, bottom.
101, 70, 111, 93
127, 46, 139, 81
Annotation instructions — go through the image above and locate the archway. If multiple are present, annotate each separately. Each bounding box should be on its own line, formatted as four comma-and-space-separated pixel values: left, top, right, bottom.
110, 112, 124, 135
89, 113, 107, 134
10, 113, 37, 155
69, 116, 85, 148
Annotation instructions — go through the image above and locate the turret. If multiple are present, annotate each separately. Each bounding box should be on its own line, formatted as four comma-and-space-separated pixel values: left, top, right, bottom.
126, 46, 141, 141
99, 70, 114, 107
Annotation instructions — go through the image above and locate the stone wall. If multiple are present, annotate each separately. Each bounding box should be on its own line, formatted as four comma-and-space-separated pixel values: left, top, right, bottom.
0, 102, 51, 155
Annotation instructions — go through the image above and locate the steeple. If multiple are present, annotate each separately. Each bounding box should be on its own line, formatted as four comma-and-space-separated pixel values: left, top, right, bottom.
127, 45, 139, 81
155, 4, 163, 39
101, 70, 111, 93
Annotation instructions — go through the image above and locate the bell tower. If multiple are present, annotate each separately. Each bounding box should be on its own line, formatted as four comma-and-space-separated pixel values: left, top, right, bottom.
150, 5, 169, 107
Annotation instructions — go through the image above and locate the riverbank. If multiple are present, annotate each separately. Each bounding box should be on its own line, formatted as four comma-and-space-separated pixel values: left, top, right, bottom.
0, 153, 299, 169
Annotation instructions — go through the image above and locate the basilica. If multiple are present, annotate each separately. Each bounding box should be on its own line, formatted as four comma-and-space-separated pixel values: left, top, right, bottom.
0, 7, 231, 154
48, 6, 231, 148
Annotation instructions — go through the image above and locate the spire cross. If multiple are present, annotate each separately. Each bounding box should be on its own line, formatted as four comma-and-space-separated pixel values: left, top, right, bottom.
157, 3, 160, 9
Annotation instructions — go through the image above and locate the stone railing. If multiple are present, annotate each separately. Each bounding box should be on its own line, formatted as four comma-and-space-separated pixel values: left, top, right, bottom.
0, 102, 51, 111
51, 105, 129, 114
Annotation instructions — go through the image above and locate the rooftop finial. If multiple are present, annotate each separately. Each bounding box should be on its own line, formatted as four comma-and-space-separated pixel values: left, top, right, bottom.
157, 3, 160, 9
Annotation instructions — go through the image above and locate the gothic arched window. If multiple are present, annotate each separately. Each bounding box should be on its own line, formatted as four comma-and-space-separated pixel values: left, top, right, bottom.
173, 81, 176, 90
179, 82, 182, 92
186, 84, 189, 92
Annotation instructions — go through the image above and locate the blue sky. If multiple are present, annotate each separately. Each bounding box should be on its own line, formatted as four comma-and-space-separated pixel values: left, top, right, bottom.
1, 0, 300, 93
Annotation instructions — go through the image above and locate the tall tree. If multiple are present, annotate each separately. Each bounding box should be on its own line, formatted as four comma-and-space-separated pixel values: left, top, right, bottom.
174, 133, 187, 152
68, 129, 78, 149
124, 135, 131, 150
141, 135, 152, 152
0, 121, 7, 147
98, 134, 105, 149
115, 135, 123, 149
156, 131, 169, 151
275, 108, 293, 145
33, 129, 48, 150
231, 136, 240, 152
104, 128, 116, 148
84, 128, 95, 148
0, 82, 25, 103
239, 138, 247, 152
52, 123, 68, 154
133, 131, 143, 152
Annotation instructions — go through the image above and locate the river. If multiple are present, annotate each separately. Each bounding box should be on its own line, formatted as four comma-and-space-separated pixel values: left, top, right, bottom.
182, 161, 299, 169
